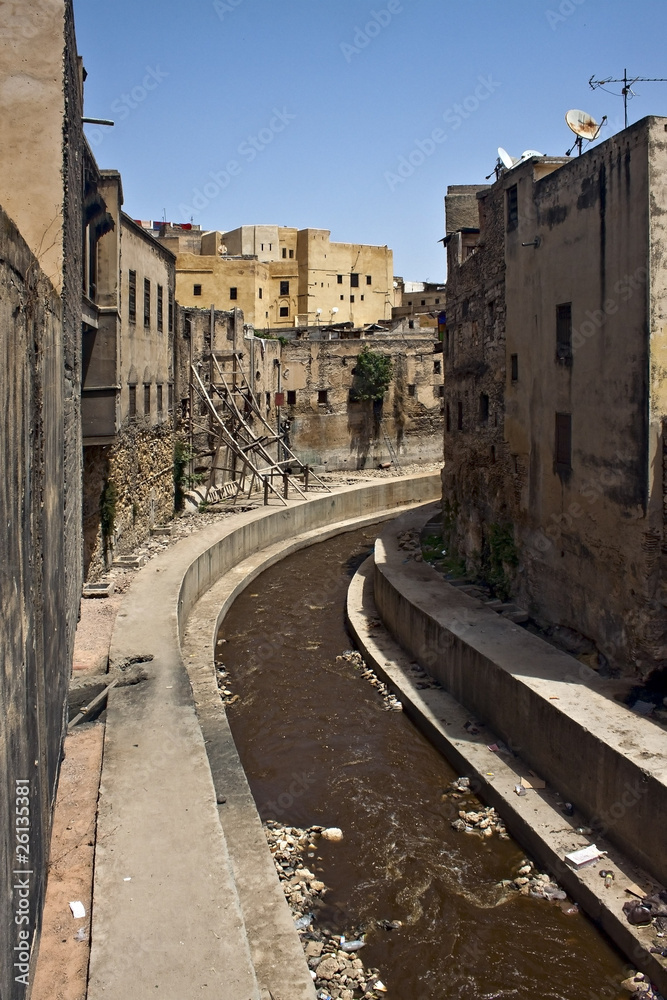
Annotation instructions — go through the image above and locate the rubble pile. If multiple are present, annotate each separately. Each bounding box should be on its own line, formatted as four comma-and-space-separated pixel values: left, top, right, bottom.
264, 822, 389, 998
498, 859, 573, 906
214, 661, 239, 707
444, 777, 509, 840
396, 529, 423, 561
337, 651, 402, 712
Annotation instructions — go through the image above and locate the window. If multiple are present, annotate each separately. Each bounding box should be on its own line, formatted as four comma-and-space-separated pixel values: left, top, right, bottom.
408, 384, 416, 397
289, 249, 294, 258
193, 283, 202, 296
282, 247, 287, 258
128, 270, 137, 323
408, 320, 415, 330
350, 295, 355, 303
144, 278, 151, 327
360, 295, 364, 301
421, 299, 426, 306
280, 280, 289, 295
129, 385, 137, 417
457, 401, 463, 430
266, 392, 271, 408
511, 353, 518, 381
168, 384, 173, 411
433, 360, 441, 375
435, 298, 440, 304
507, 184, 518, 231
280, 306, 289, 317
337, 275, 343, 284
555, 412, 572, 469
157, 285, 164, 331
446, 403, 451, 432
480, 393, 489, 424
230, 287, 238, 300
259, 288, 263, 299
350, 273, 359, 287
340, 294, 344, 301
168, 292, 174, 332
366, 275, 372, 285
144, 384, 151, 414
438, 384, 445, 397
318, 390, 328, 404
556, 302, 572, 360
287, 390, 296, 405
157, 384, 163, 413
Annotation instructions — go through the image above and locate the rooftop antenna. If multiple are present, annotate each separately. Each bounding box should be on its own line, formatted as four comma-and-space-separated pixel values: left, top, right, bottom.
487, 146, 516, 179
565, 109, 606, 155
589, 69, 667, 128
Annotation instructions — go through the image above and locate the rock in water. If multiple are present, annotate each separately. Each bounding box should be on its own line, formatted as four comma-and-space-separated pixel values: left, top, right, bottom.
321, 827, 343, 842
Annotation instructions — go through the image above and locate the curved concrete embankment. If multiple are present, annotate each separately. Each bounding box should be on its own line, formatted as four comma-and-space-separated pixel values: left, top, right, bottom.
88, 473, 440, 1000
350, 502, 667, 993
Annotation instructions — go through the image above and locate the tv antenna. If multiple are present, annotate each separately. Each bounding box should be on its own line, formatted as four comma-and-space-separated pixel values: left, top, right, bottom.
589, 69, 667, 128
565, 109, 606, 155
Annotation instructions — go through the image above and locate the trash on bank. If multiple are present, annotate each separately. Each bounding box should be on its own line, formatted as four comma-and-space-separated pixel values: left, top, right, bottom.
69, 901, 85, 919
564, 844, 606, 869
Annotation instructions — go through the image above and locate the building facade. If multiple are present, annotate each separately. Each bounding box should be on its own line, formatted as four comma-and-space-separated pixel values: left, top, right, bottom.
82, 172, 177, 578
155, 223, 394, 331
443, 117, 667, 679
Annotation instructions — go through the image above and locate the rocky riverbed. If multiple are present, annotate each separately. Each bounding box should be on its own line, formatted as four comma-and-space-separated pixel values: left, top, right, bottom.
264, 821, 389, 999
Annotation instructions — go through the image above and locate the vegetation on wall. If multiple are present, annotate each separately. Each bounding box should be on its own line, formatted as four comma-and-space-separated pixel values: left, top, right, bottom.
482, 522, 518, 599
349, 345, 394, 402
100, 478, 117, 565
173, 440, 190, 512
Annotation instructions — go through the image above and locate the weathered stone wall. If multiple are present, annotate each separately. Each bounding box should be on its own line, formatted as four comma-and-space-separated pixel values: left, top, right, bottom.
0, 210, 72, 1000
84, 422, 176, 579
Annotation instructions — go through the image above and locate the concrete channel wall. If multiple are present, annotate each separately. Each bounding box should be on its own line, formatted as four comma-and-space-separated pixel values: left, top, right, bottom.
373, 506, 667, 890
177, 474, 441, 634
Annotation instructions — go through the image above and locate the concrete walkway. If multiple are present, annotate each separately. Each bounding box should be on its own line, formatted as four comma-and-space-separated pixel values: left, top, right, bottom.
87, 474, 441, 1000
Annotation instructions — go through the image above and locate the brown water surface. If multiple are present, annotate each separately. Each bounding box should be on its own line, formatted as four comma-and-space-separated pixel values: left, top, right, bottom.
219, 525, 628, 999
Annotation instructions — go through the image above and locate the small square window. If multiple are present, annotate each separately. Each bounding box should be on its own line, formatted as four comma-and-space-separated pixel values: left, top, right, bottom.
511, 353, 518, 381
435, 298, 440, 304
289, 249, 294, 259
408, 384, 416, 397
337, 275, 343, 284
280, 280, 289, 295
280, 306, 289, 317
340, 294, 344, 301
421, 299, 426, 306
193, 284, 202, 296
230, 287, 238, 300
438, 384, 445, 397
350, 273, 359, 288
129, 384, 137, 417
287, 390, 296, 405
408, 320, 414, 330
350, 295, 355, 303
282, 247, 287, 258
318, 389, 328, 404
360, 295, 364, 301
366, 275, 372, 285
433, 360, 441, 375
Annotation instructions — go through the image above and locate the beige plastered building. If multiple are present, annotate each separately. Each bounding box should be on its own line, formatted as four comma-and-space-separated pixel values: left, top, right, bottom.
160, 224, 393, 330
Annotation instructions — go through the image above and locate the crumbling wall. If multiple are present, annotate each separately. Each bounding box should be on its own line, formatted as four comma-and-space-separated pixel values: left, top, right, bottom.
0, 210, 72, 1000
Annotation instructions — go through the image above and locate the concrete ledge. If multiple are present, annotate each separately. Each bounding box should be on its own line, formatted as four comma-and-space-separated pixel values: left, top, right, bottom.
372, 505, 667, 888
89, 473, 440, 1000
348, 553, 667, 994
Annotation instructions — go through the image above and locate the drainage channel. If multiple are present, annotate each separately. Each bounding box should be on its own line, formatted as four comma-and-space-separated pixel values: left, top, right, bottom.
217, 523, 629, 999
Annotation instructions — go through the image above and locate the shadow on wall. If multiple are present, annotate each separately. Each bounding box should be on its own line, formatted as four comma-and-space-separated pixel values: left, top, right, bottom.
82, 446, 109, 579
347, 398, 383, 469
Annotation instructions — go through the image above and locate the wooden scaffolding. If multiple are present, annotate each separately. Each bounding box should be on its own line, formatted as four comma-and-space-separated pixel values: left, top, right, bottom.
189, 351, 331, 506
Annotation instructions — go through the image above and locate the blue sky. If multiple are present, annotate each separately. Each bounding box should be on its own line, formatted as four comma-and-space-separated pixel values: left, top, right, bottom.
74, 0, 667, 282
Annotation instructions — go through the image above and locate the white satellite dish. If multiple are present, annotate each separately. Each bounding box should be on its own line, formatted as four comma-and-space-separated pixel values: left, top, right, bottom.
565, 109, 605, 155
498, 147, 517, 169
520, 149, 544, 160
565, 109, 601, 140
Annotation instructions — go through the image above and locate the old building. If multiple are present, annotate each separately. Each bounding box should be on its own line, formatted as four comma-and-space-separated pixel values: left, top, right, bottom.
392, 279, 446, 330
154, 222, 394, 331
443, 117, 667, 679
0, 2, 86, 995
82, 171, 177, 577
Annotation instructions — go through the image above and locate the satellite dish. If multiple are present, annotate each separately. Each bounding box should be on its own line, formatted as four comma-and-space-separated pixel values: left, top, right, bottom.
565, 109, 601, 140
520, 149, 544, 160
498, 146, 516, 169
